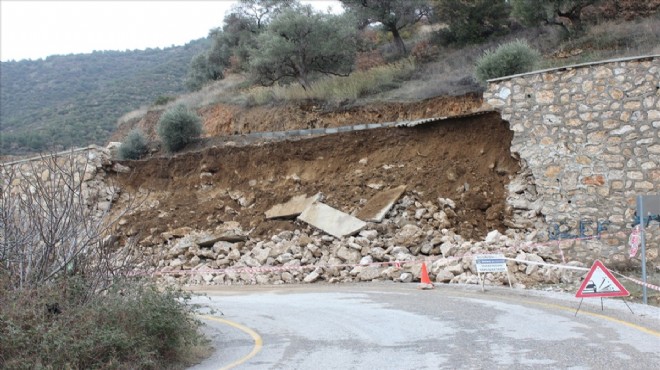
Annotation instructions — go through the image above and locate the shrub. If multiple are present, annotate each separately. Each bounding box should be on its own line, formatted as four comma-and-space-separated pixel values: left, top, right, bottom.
0, 279, 205, 369
118, 129, 148, 159
355, 50, 387, 71
475, 40, 541, 83
410, 40, 440, 63
157, 104, 202, 153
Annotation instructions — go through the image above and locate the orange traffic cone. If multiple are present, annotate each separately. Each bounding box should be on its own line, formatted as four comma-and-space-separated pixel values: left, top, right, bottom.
418, 262, 434, 290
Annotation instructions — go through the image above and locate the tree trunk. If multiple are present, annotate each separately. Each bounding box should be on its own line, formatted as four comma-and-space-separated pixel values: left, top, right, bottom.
391, 28, 407, 56
297, 75, 311, 91
293, 59, 311, 91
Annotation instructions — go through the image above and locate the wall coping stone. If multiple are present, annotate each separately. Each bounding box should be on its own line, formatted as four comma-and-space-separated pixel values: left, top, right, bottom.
487, 54, 659, 83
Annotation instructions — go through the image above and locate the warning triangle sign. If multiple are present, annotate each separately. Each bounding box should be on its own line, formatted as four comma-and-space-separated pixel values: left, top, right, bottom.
575, 260, 629, 298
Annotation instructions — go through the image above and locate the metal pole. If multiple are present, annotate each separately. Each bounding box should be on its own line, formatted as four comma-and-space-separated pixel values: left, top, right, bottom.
637, 195, 647, 305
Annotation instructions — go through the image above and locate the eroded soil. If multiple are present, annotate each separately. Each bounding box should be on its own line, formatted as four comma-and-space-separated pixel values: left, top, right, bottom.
112, 111, 519, 243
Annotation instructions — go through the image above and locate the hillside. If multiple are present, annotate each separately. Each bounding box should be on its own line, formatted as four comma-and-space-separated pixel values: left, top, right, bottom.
2, 1, 658, 159
0, 38, 209, 154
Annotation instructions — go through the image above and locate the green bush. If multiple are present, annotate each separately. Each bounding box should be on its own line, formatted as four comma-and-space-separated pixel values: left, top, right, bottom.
157, 104, 202, 153
475, 40, 541, 83
0, 279, 205, 369
118, 129, 148, 159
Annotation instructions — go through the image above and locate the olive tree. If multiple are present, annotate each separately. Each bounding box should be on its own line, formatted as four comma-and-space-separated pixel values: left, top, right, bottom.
340, 0, 432, 56
432, 0, 510, 45
511, 0, 596, 33
249, 5, 358, 90
185, 0, 296, 90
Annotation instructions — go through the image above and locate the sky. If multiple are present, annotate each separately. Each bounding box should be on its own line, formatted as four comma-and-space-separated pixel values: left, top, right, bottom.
0, 0, 342, 62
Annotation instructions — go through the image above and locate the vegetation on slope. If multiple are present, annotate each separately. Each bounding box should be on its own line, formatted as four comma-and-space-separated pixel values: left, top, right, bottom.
0, 39, 208, 154
2, 0, 659, 157
0, 155, 206, 369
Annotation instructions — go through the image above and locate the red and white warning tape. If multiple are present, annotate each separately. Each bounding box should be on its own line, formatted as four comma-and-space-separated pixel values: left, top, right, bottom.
613, 273, 660, 293
129, 226, 658, 291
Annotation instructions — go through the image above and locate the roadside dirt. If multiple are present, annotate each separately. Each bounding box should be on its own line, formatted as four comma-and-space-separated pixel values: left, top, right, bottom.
111, 94, 483, 143
111, 110, 519, 243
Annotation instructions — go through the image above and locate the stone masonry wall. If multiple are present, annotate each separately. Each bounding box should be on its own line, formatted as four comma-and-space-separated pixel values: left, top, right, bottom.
484, 55, 659, 268
1, 146, 125, 219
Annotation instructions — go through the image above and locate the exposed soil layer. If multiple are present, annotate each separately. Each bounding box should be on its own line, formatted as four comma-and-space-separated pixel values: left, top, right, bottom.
113, 112, 519, 243
199, 93, 484, 136
111, 94, 483, 144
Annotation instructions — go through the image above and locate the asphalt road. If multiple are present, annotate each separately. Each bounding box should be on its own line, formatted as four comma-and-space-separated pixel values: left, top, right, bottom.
188, 283, 660, 370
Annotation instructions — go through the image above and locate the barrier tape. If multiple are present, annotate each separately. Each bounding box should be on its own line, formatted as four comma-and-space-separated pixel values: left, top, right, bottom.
504, 257, 660, 293
502, 257, 589, 271
613, 272, 660, 293
141, 254, 660, 293
130, 226, 657, 291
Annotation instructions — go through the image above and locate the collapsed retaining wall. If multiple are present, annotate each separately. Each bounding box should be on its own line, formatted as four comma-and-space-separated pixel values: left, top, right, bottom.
484, 55, 659, 268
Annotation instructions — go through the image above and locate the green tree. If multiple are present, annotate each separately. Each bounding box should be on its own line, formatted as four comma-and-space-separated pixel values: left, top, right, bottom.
432, 0, 510, 45
184, 1, 296, 91
186, 49, 224, 91
340, 0, 432, 56
475, 40, 541, 83
249, 6, 358, 90
118, 129, 148, 159
157, 105, 203, 152
511, 0, 596, 32
231, 0, 296, 29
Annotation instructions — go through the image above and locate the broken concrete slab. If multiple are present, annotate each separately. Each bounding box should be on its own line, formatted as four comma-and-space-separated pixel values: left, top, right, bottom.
356, 185, 407, 222
265, 193, 322, 219
298, 202, 366, 239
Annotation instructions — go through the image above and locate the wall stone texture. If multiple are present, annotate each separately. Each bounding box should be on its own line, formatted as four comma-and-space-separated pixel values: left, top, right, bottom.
484, 56, 659, 268
0, 146, 125, 220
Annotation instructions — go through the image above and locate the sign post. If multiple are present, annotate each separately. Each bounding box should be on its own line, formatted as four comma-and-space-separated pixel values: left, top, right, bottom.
636, 194, 660, 305
474, 254, 511, 291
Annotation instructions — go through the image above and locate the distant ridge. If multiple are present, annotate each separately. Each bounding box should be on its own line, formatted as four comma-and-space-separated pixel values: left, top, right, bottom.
0, 38, 209, 155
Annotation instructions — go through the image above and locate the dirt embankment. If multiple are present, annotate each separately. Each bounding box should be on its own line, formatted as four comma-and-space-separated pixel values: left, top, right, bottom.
198, 94, 483, 136
112, 111, 519, 243
111, 94, 483, 143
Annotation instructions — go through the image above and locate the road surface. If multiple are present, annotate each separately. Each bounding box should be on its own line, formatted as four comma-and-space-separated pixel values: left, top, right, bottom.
188, 282, 660, 369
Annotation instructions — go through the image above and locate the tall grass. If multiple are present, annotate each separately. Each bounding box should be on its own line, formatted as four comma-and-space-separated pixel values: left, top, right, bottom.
245, 58, 417, 105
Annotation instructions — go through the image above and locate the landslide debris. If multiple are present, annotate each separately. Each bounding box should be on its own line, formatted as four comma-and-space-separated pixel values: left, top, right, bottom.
111, 111, 519, 244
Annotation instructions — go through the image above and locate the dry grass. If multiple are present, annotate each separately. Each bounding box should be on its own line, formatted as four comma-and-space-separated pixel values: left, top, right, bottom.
116, 105, 150, 127
242, 59, 417, 105
115, 75, 246, 127
168, 74, 247, 109
541, 16, 660, 68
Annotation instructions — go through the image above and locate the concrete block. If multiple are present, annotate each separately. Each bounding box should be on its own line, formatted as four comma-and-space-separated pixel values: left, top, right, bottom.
265, 193, 322, 219
356, 185, 407, 222
298, 202, 366, 239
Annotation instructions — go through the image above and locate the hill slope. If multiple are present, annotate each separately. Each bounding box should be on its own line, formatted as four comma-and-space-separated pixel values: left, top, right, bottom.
0, 39, 208, 154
